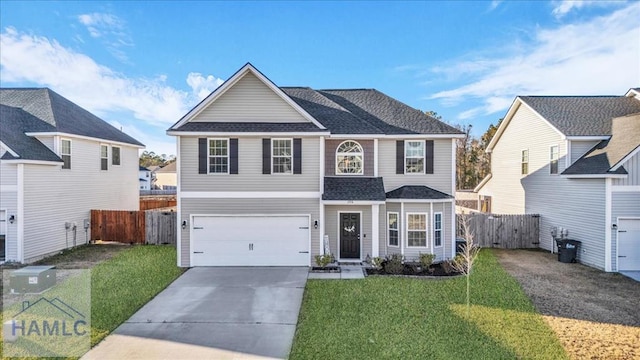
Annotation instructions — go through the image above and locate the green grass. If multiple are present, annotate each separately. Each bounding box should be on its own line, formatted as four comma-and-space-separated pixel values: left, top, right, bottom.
290, 249, 567, 360
90, 245, 184, 345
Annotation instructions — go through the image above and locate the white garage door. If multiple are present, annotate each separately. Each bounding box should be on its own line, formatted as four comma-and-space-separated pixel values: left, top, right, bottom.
191, 215, 310, 266
618, 219, 640, 271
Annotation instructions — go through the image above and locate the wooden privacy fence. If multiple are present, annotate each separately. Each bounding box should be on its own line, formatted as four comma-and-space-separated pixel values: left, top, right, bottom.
139, 197, 177, 210
91, 209, 176, 245
457, 213, 540, 249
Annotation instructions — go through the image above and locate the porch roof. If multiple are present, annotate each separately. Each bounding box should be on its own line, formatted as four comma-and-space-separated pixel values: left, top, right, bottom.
322, 177, 386, 201
385, 185, 453, 200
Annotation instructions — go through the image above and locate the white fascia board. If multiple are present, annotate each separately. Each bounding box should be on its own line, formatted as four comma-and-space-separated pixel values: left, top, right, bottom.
383, 134, 466, 139
560, 174, 627, 179
0, 141, 19, 157
385, 198, 454, 203
171, 63, 327, 130
25, 132, 145, 149
166, 131, 330, 137
611, 145, 640, 171
181, 191, 321, 198
474, 173, 492, 193
321, 200, 385, 205
1, 159, 62, 166
565, 136, 610, 141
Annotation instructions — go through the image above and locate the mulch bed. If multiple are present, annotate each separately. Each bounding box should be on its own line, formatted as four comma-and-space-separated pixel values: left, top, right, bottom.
366, 262, 461, 277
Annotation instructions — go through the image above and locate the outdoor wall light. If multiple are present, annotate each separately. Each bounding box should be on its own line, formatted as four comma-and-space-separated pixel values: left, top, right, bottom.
612, 223, 617, 230
182, 220, 187, 230
314, 220, 319, 229
8, 215, 15, 224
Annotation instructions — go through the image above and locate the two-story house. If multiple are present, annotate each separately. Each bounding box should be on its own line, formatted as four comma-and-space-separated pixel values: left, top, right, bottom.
139, 166, 152, 190
476, 89, 640, 272
167, 63, 463, 267
0, 88, 144, 263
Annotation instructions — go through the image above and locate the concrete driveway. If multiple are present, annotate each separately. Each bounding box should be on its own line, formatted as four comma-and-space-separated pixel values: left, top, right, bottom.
83, 267, 308, 360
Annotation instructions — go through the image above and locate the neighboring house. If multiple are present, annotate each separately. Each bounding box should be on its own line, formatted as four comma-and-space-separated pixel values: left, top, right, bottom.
476, 89, 640, 272
139, 166, 152, 190
167, 63, 463, 267
155, 162, 177, 190
0, 88, 144, 263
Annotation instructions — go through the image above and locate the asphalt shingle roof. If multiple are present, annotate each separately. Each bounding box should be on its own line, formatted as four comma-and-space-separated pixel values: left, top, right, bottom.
519, 96, 640, 136
385, 185, 453, 200
173, 122, 324, 133
322, 177, 386, 201
0, 105, 62, 162
1, 88, 144, 152
562, 113, 640, 175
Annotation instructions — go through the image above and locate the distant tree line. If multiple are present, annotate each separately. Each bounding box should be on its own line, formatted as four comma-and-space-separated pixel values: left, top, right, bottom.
139, 151, 176, 168
425, 111, 501, 190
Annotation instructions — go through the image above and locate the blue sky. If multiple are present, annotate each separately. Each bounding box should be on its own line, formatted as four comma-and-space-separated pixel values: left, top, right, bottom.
1, 1, 638, 155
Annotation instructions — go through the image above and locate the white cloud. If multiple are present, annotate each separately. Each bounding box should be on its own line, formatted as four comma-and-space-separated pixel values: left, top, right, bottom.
186, 73, 224, 100
0, 27, 223, 127
109, 120, 175, 156
427, 2, 640, 119
77, 12, 133, 62
551, 0, 626, 19
489, 1, 502, 12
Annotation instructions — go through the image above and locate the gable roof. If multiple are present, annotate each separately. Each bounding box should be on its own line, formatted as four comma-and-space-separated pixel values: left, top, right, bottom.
385, 185, 453, 200
562, 113, 640, 176
0, 104, 62, 162
156, 161, 176, 173
1, 88, 144, 147
169, 64, 462, 136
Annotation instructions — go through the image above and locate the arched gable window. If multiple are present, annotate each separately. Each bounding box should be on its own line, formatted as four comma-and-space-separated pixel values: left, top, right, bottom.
336, 140, 364, 175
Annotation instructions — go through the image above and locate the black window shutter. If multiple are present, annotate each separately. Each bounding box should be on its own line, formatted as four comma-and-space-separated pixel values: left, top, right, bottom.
229, 138, 238, 174
396, 140, 404, 174
262, 138, 271, 174
293, 138, 302, 174
425, 140, 434, 174
198, 138, 207, 174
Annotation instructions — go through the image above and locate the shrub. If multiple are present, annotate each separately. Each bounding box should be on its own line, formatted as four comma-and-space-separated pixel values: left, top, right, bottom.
383, 253, 404, 274
370, 256, 384, 269
441, 259, 455, 274
314, 254, 333, 267
419, 253, 436, 268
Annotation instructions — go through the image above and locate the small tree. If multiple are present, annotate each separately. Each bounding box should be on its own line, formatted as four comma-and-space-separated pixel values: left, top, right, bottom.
452, 218, 480, 317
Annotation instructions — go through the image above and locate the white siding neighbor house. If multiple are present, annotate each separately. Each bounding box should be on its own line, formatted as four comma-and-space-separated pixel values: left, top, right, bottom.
0, 88, 144, 263
154, 162, 177, 190
167, 63, 464, 267
476, 89, 640, 272
139, 166, 152, 190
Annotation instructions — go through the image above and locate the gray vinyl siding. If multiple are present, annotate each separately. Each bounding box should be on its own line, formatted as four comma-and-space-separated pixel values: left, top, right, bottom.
613, 151, 640, 186
570, 140, 599, 163
21, 139, 139, 262
180, 136, 320, 192
191, 72, 307, 123
0, 188, 17, 261
402, 202, 453, 262
378, 139, 453, 195
324, 205, 372, 260
480, 103, 565, 214
180, 198, 320, 267
34, 136, 55, 151
325, 139, 374, 176
385, 203, 401, 256
1, 160, 17, 186
611, 192, 640, 271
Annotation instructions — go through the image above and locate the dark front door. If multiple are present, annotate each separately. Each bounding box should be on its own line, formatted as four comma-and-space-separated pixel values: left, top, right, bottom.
340, 213, 360, 259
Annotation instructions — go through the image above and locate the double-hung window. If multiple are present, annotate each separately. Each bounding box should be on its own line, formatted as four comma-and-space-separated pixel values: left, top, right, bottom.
521, 149, 529, 175
433, 212, 442, 247
61, 139, 71, 169
272, 139, 292, 174
112, 146, 121, 166
100, 145, 108, 170
405, 140, 425, 173
407, 213, 427, 247
209, 139, 229, 174
388, 212, 399, 246
550, 145, 559, 175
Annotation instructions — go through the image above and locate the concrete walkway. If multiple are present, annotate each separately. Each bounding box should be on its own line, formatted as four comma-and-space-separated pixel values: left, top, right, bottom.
82, 267, 308, 360
307, 265, 365, 279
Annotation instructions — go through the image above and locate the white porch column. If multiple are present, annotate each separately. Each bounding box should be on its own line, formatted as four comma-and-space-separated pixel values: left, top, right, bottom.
371, 204, 380, 257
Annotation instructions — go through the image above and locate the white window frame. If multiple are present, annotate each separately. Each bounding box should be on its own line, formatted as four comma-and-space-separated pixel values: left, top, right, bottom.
387, 212, 399, 247
433, 212, 443, 248
208, 138, 229, 175
521, 149, 529, 175
549, 145, 559, 175
406, 212, 428, 248
404, 140, 425, 174
112, 146, 121, 166
271, 138, 293, 175
335, 140, 364, 175
100, 144, 109, 171
61, 138, 71, 170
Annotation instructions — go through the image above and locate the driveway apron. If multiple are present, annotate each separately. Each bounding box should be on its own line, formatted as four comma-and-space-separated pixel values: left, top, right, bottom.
82, 267, 308, 360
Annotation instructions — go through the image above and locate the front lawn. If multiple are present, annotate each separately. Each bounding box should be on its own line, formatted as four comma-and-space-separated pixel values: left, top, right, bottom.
290, 249, 567, 359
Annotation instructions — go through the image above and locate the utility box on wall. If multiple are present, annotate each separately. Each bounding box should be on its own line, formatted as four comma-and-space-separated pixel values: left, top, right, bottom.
9, 266, 56, 294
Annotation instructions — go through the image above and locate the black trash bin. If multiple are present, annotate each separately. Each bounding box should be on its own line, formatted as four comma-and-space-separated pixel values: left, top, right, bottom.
555, 239, 581, 263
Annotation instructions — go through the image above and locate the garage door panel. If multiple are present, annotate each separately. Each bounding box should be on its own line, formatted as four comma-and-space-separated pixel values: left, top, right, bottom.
618, 219, 640, 271
191, 215, 310, 267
